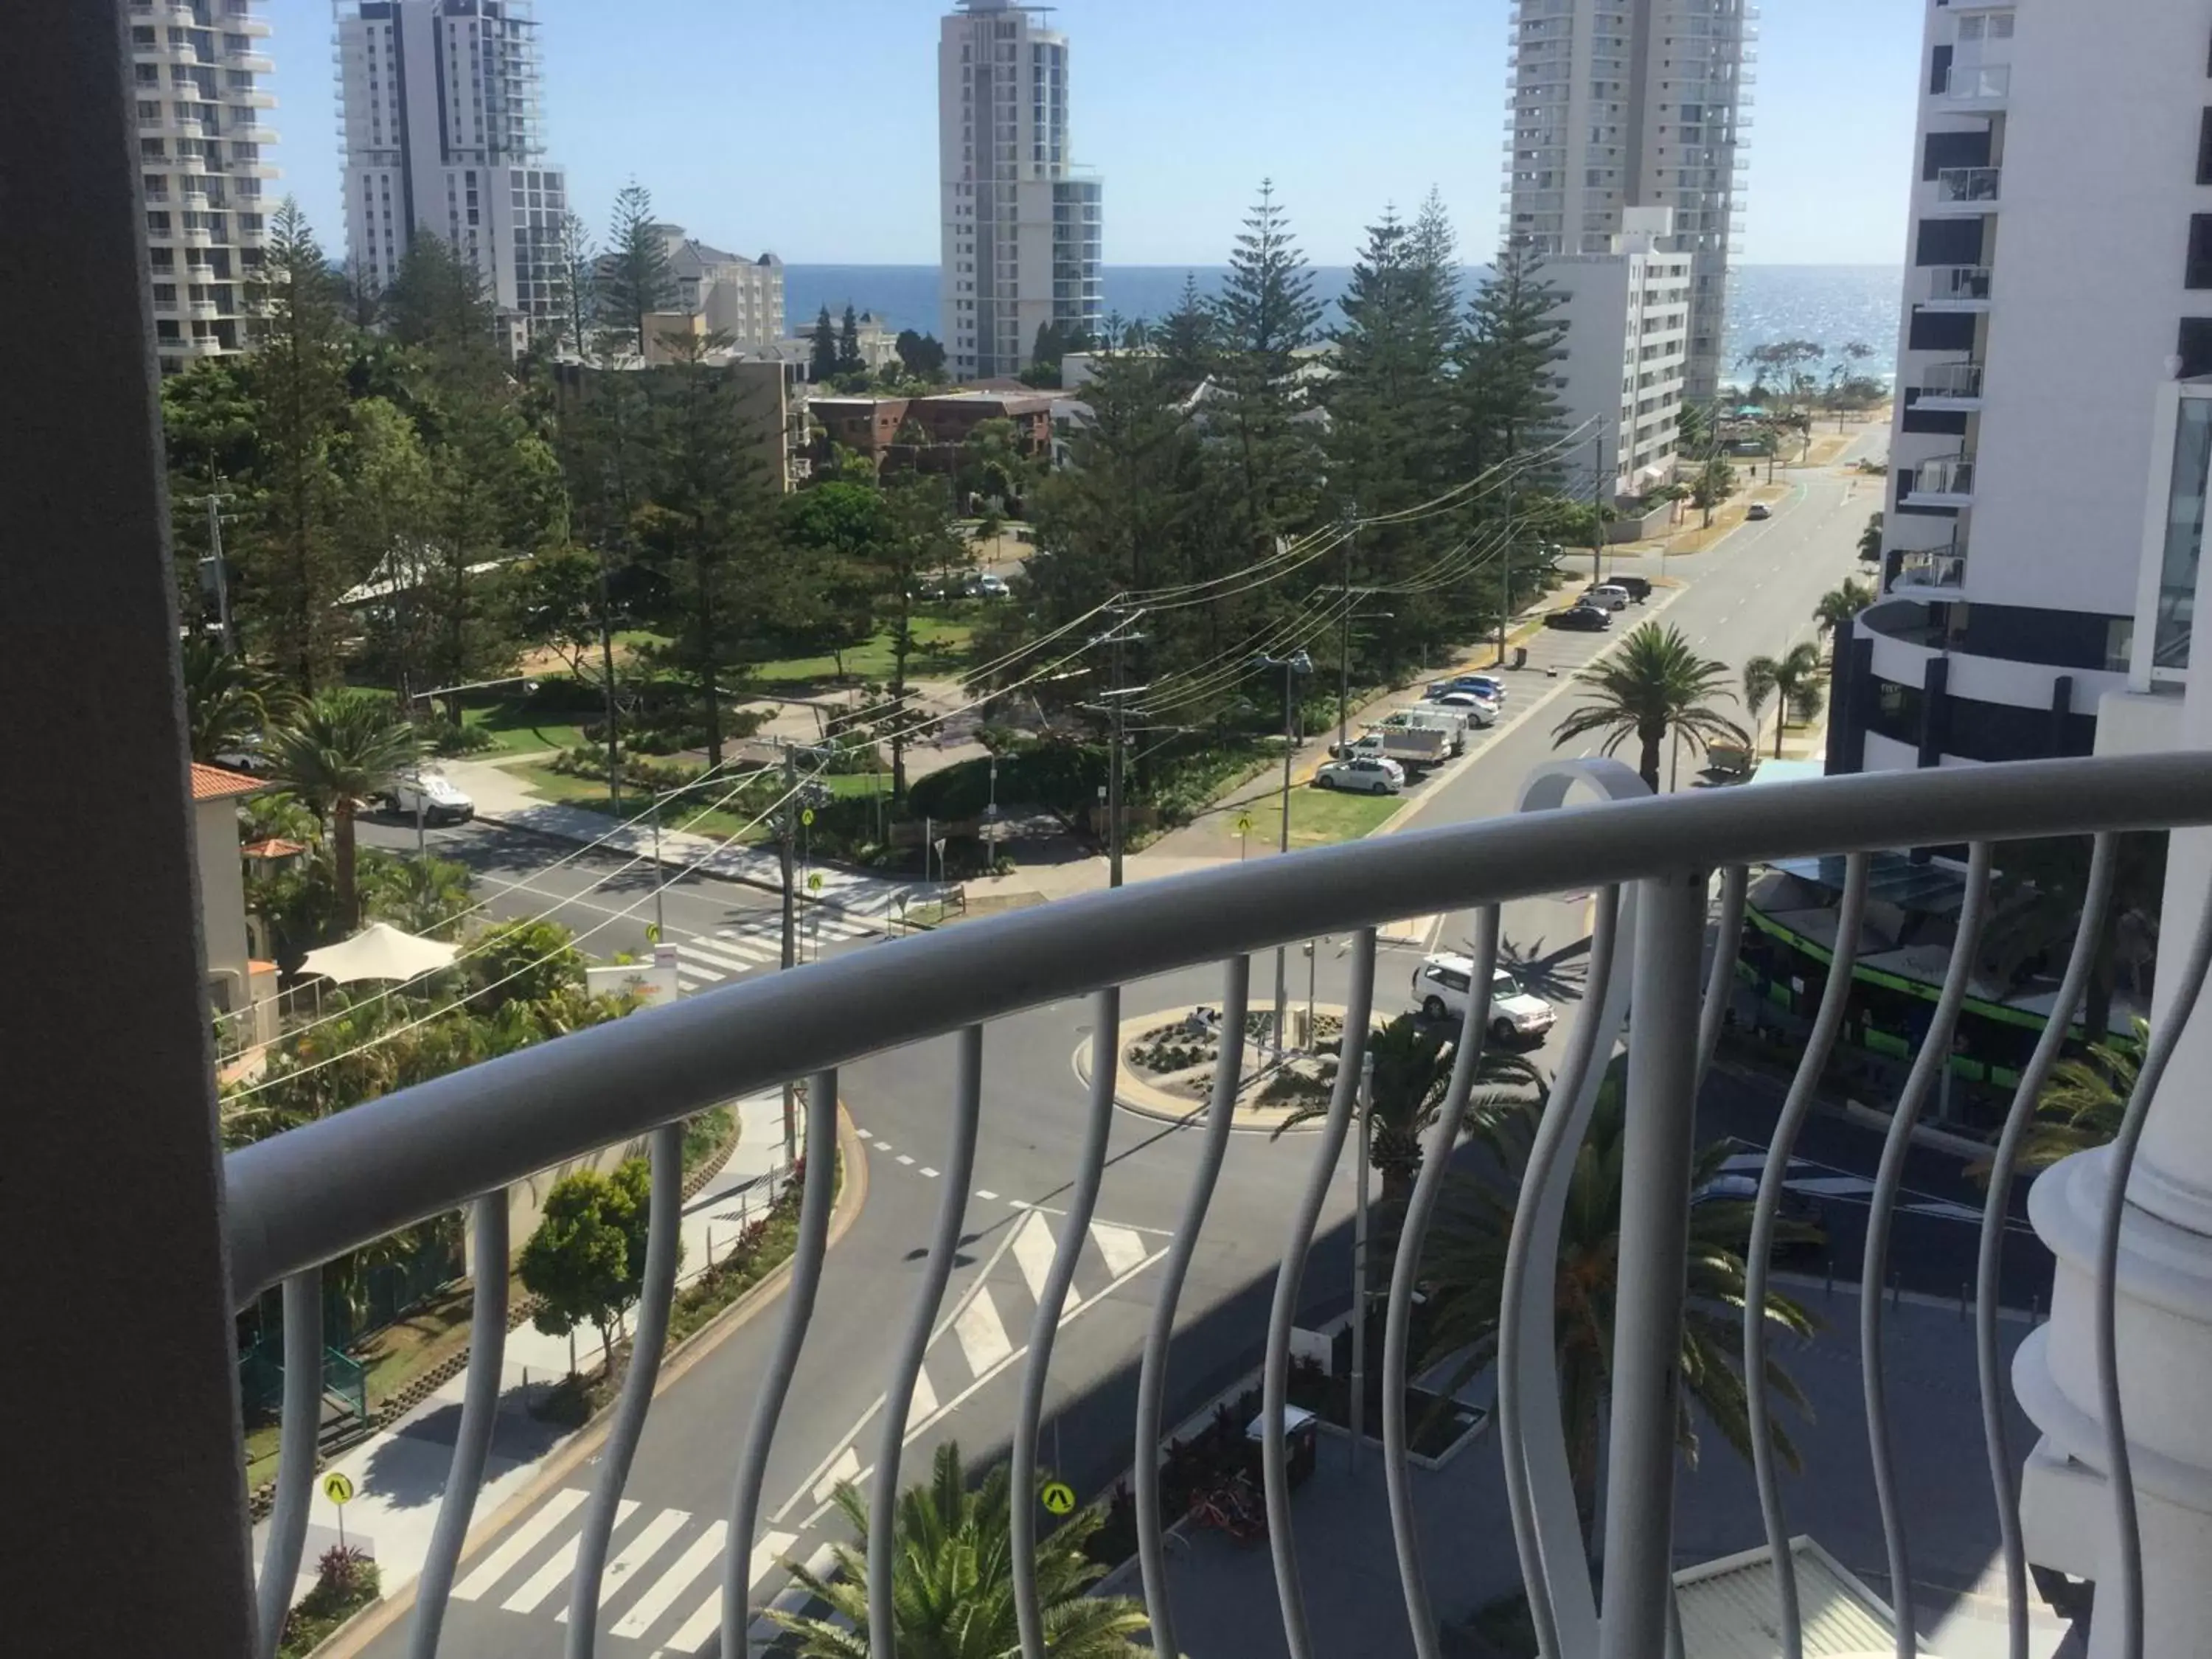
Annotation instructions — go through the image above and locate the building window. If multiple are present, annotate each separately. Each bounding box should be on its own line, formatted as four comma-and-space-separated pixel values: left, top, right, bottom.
2191, 215, 2212, 289
2157, 395, 2212, 672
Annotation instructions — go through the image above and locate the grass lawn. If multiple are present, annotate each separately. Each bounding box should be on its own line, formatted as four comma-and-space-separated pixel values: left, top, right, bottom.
750, 614, 974, 688
1222, 782, 1404, 851
461, 700, 587, 756
513, 764, 774, 844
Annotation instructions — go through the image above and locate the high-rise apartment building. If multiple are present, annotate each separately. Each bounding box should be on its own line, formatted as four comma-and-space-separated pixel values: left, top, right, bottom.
1504, 0, 1753, 399
336, 0, 568, 351
938, 0, 1104, 382
1832, 1, 2212, 778
128, 0, 280, 374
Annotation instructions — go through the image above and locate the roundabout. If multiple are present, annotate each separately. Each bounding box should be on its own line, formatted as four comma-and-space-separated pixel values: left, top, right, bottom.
1074, 1001, 1391, 1132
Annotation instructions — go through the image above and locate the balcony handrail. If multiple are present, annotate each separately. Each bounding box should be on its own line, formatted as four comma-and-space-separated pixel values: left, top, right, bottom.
225, 752, 2212, 1303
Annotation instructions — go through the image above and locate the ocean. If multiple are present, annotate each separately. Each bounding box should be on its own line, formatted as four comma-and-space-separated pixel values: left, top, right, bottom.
784, 262, 1905, 383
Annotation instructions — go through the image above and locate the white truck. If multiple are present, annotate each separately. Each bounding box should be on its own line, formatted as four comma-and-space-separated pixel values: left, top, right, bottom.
1380, 707, 1469, 757
1331, 724, 1450, 772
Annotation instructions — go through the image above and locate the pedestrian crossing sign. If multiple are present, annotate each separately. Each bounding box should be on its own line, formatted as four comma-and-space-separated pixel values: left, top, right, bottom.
321, 1471, 355, 1506
1039, 1480, 1076, 1516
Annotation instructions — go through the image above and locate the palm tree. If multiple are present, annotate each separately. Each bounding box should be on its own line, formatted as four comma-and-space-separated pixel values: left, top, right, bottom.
1551, 624, 1747, 791
1419, 1088, 1819, 1538
266, 690, 420, 931
1813, 578, 1875, 637
1857, 511, 1885, 563
774, 1441, 1150, 1659
1969, 1019, 2143, 1185
1741, 642, 1826, 759
360, 852, 474, 936
180, 636, 288, 763
1273, 1013, 1547, 1208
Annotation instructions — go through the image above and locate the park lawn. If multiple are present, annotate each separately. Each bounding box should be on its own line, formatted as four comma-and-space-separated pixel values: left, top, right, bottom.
512, 763, 775, 845
750, 614, 974, 688
1232, 782, 1405, 852
462, 701, 587, 755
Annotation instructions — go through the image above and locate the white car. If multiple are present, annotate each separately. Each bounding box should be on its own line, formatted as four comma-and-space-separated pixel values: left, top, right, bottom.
1314, 755, 1404, 795
1582, 584, 1632, 612
384, 768, 475, 825
1428, 690, 1498, 727
1412, 953, 1557, 1045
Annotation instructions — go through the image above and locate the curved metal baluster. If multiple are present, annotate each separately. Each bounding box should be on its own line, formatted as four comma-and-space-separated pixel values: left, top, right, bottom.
1746, 852, 1871, 1659
566, 1122, 683, 1655
1135, 959, 1251, 1659
2092, 851, 2212, 1659
1863, 843, 1992, 1659
410, 1194, 510, 1659
256, 1267, 324, 1659
873, 1029, 984, 1659
1263, 928, 1377, 1659
1385, 905, 1500, 1658
1498, 886, 1629, 1659
1978, 835, 2114, 1659
723, 1070, 838, 1659
1012, 987, 1120, 1658
1696, 864, 1750, 1093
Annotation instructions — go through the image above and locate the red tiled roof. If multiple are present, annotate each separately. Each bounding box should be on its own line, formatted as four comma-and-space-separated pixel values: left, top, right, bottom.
190, 762, 263, 801
240, 838, 306, 858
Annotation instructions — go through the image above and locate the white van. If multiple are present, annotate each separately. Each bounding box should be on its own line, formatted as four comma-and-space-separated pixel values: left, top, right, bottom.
1582, 583, 1632, 612
383, 768, 476, 826
1411, 953, 1556, 1045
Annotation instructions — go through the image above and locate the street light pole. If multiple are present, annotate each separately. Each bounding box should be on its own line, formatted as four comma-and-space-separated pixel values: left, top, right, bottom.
1108, 630, 1127, 889
649, 788, 664, 939
1338, 511, 1357, 755
204, 493, 235, 651
780, 744, 799, 1166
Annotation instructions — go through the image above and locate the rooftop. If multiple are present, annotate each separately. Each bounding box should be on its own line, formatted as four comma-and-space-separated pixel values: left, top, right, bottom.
189, 762, 262, 802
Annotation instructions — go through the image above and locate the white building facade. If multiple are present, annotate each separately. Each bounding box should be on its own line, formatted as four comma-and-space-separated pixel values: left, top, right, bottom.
1545, 206, 1692, 498
1503, 0, 1753, 399
938, 0, 1104, 382
658, 227, 785, 351
129, 0, 279, 373
1835, 0, 2212, 779
336, 0, 568, 349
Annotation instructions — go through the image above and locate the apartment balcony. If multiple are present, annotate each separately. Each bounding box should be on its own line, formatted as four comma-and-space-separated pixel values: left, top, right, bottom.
96, 748, 2212, 1659
1924, 263, 1994, 310
1892, 543, 1969, 594
1916, 359, 1985, 411
1940, 61, 2011, 104
1935, 164, 2003, 209
1904, 453, 1977, 505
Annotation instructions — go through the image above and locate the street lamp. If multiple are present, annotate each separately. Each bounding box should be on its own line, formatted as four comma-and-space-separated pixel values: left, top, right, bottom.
1251, 649, 1313, 1063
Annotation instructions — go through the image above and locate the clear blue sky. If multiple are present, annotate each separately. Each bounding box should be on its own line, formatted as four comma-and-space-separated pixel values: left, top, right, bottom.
263, 0, 1925, 268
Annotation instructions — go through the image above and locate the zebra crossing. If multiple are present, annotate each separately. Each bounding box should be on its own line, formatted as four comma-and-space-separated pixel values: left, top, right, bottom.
441, 1208, 1168, 1654
669, 913, 880, 993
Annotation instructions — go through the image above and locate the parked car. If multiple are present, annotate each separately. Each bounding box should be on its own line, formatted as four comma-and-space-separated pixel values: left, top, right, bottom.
1442, 673, 1509, 703
1747, 502, 1773, 521
1608, 576, 1653, 602
1545, 604, 1612, 631
963, 572, 1011, 599
1380, 707, 1469, 755
1314, 754, 1405, 795
1411, 953, 1556, 1045
1582, 583, 1632, 612
383, 768, 475, 825
1428, 690, 1498, 726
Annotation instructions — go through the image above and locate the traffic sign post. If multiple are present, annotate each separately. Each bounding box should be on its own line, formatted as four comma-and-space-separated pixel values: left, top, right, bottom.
1039, 1479, 1076, 1517
322, 1470, 356, 1550
1234, 810, 1254, 861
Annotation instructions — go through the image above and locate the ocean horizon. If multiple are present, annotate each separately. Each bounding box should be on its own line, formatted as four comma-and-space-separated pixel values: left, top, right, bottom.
784, 262, 1905, 380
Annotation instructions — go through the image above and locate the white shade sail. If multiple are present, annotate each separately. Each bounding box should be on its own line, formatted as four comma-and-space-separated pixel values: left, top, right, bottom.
298, 922, 458, 985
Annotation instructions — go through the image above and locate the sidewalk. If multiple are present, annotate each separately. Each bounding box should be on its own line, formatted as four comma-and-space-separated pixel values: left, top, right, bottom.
251, 1091, 801, 1615
439, 757, 924, 921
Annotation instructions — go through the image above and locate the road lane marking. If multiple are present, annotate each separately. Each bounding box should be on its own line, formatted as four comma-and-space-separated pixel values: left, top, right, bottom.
500, 1498, 638, 1613
665, 1528, 797, 1652
811, 1446, 861, 1505
1090, 1220, 1150, 1278
896, 1154, 915, 1166
908, 1364, 939, 1432
1011, 1209, 1057, 1303
610, 1520, 726, 1639
555, 1506, 686, 1621
956, 1286, 1015, 1374
976, 1189, 998, 1200
919, 1165, 939, 1178
452, 1486, 588, 1600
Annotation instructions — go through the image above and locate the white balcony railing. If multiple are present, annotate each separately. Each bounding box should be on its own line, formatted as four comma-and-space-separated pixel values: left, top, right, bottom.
1929, 263, 1994, 304
1941, 63, 2011, 100
1910, 453, 1978, 498
1894, 546, 1969, 590
192, 754, 2212, 1659
1921, 360, 1986, 399
1936, 165, 2003, 205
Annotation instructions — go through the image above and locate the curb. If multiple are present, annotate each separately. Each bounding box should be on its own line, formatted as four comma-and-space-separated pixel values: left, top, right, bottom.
315, 1104, 869, 1659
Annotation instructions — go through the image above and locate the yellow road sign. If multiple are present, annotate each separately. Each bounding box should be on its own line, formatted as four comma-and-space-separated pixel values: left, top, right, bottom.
1039, 1480, 1076, 1517
1234, 812, 1254, 835
321, 1471, 355, 1506
801, 807, 816, 826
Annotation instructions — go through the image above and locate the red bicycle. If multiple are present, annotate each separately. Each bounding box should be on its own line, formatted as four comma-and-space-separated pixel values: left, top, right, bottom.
1188, 1471, 1267, 1543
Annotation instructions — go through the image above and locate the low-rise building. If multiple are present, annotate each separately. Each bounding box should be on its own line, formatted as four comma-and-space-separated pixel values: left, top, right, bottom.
552, 350, 810, 493
773, 311, 904, 383
190, 762, 279, 1050
654, 224, 785, 350
809, 390, 1054, 474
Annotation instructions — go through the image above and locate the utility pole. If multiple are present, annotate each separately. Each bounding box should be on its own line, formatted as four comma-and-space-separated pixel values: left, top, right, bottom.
1496, 470, 1516, 667
1591, 430, 1607, 585
1337, 510, 1357, 755
1108, 627, 1126, 889
203, 494, 235, 651
594, 542, 621, 809
1349, 1050, 1374, 1469
780, 745, 799, 1166
649, 788, 665, 939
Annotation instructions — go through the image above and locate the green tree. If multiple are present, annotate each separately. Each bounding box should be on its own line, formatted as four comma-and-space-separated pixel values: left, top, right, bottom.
265, 689, 421, 931
1691, 456, 1738, 528
810, 305, 841, 384
382, 232, 503, 386
878, 478, 964, 803
465, 917, 588, 1012
1741, 641, 1826, 758
549, 209, 598, 355
1156, 272, 1217, 396
894, 329, 947, 379
838, 305, 865, 378
1969, 1019, 2145, 1183
360, 852, 473, 936
1859, 511, 1885, 563
518, 1159, 653, 1370
240, 199, 355, 692
1421, 1088, 1819, 1538
1551, 624, 1747, 790
957, 416, 1029, 512
1272, 1012, 1546, 1208
1813, 578, 1876, 636
1456, 241, 1568, 487
600, 182, 676, 355
338, 396, 442, 697
773, 1441, 1149, 1659
180, 636, 287, 763
774, 480, 890, 680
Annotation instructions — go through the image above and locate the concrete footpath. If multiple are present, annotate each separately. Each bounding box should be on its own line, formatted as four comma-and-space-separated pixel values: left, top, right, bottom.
252, 1091, 802, 1613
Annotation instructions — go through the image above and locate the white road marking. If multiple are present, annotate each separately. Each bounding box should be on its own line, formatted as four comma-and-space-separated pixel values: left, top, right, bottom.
811, 1446, 861, 1505
500, 1499, 639, 1613
975, 1189, 998, 1201
919, 1165, 939, 1178
896, 1154, 915, 1166
1011, 1209, 1057, 1303
855, 1127, 872, 1140
609, 1521, 726, 1639
707, 929, 780, 962
1090, 1220, 1151, 1278
908, 1364, 939, 1432
671, 954, 726, 984
955, 1285, 1015, 1374
452, 1486, 589, 1601
554, 1506, 686, 1622
675, 936, 767, 975
664, 1528, 798, 1652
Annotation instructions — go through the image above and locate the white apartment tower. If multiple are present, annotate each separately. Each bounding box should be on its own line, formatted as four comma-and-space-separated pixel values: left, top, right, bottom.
1834, 1, 2212, 779
1504, 0, 1754, 399
1546, 208, 1693, 498
939, 0, 1104, 382
128, 0, 281, 373
336, 0, 567, 350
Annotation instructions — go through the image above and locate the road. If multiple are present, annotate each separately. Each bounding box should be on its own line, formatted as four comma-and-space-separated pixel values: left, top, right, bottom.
352, 437, 2033, 1658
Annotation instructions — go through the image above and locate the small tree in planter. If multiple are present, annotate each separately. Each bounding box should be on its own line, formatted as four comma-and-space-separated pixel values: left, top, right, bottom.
518, 1158, 653, 1371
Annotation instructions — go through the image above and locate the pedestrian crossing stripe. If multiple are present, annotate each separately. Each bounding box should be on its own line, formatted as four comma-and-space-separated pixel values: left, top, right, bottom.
667, 1531, 796, 1652
501, 1499, 638, 1612
607, 1520, 724, 1639
553, 1506, 686, 1622
453, 1486, 588, 1600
